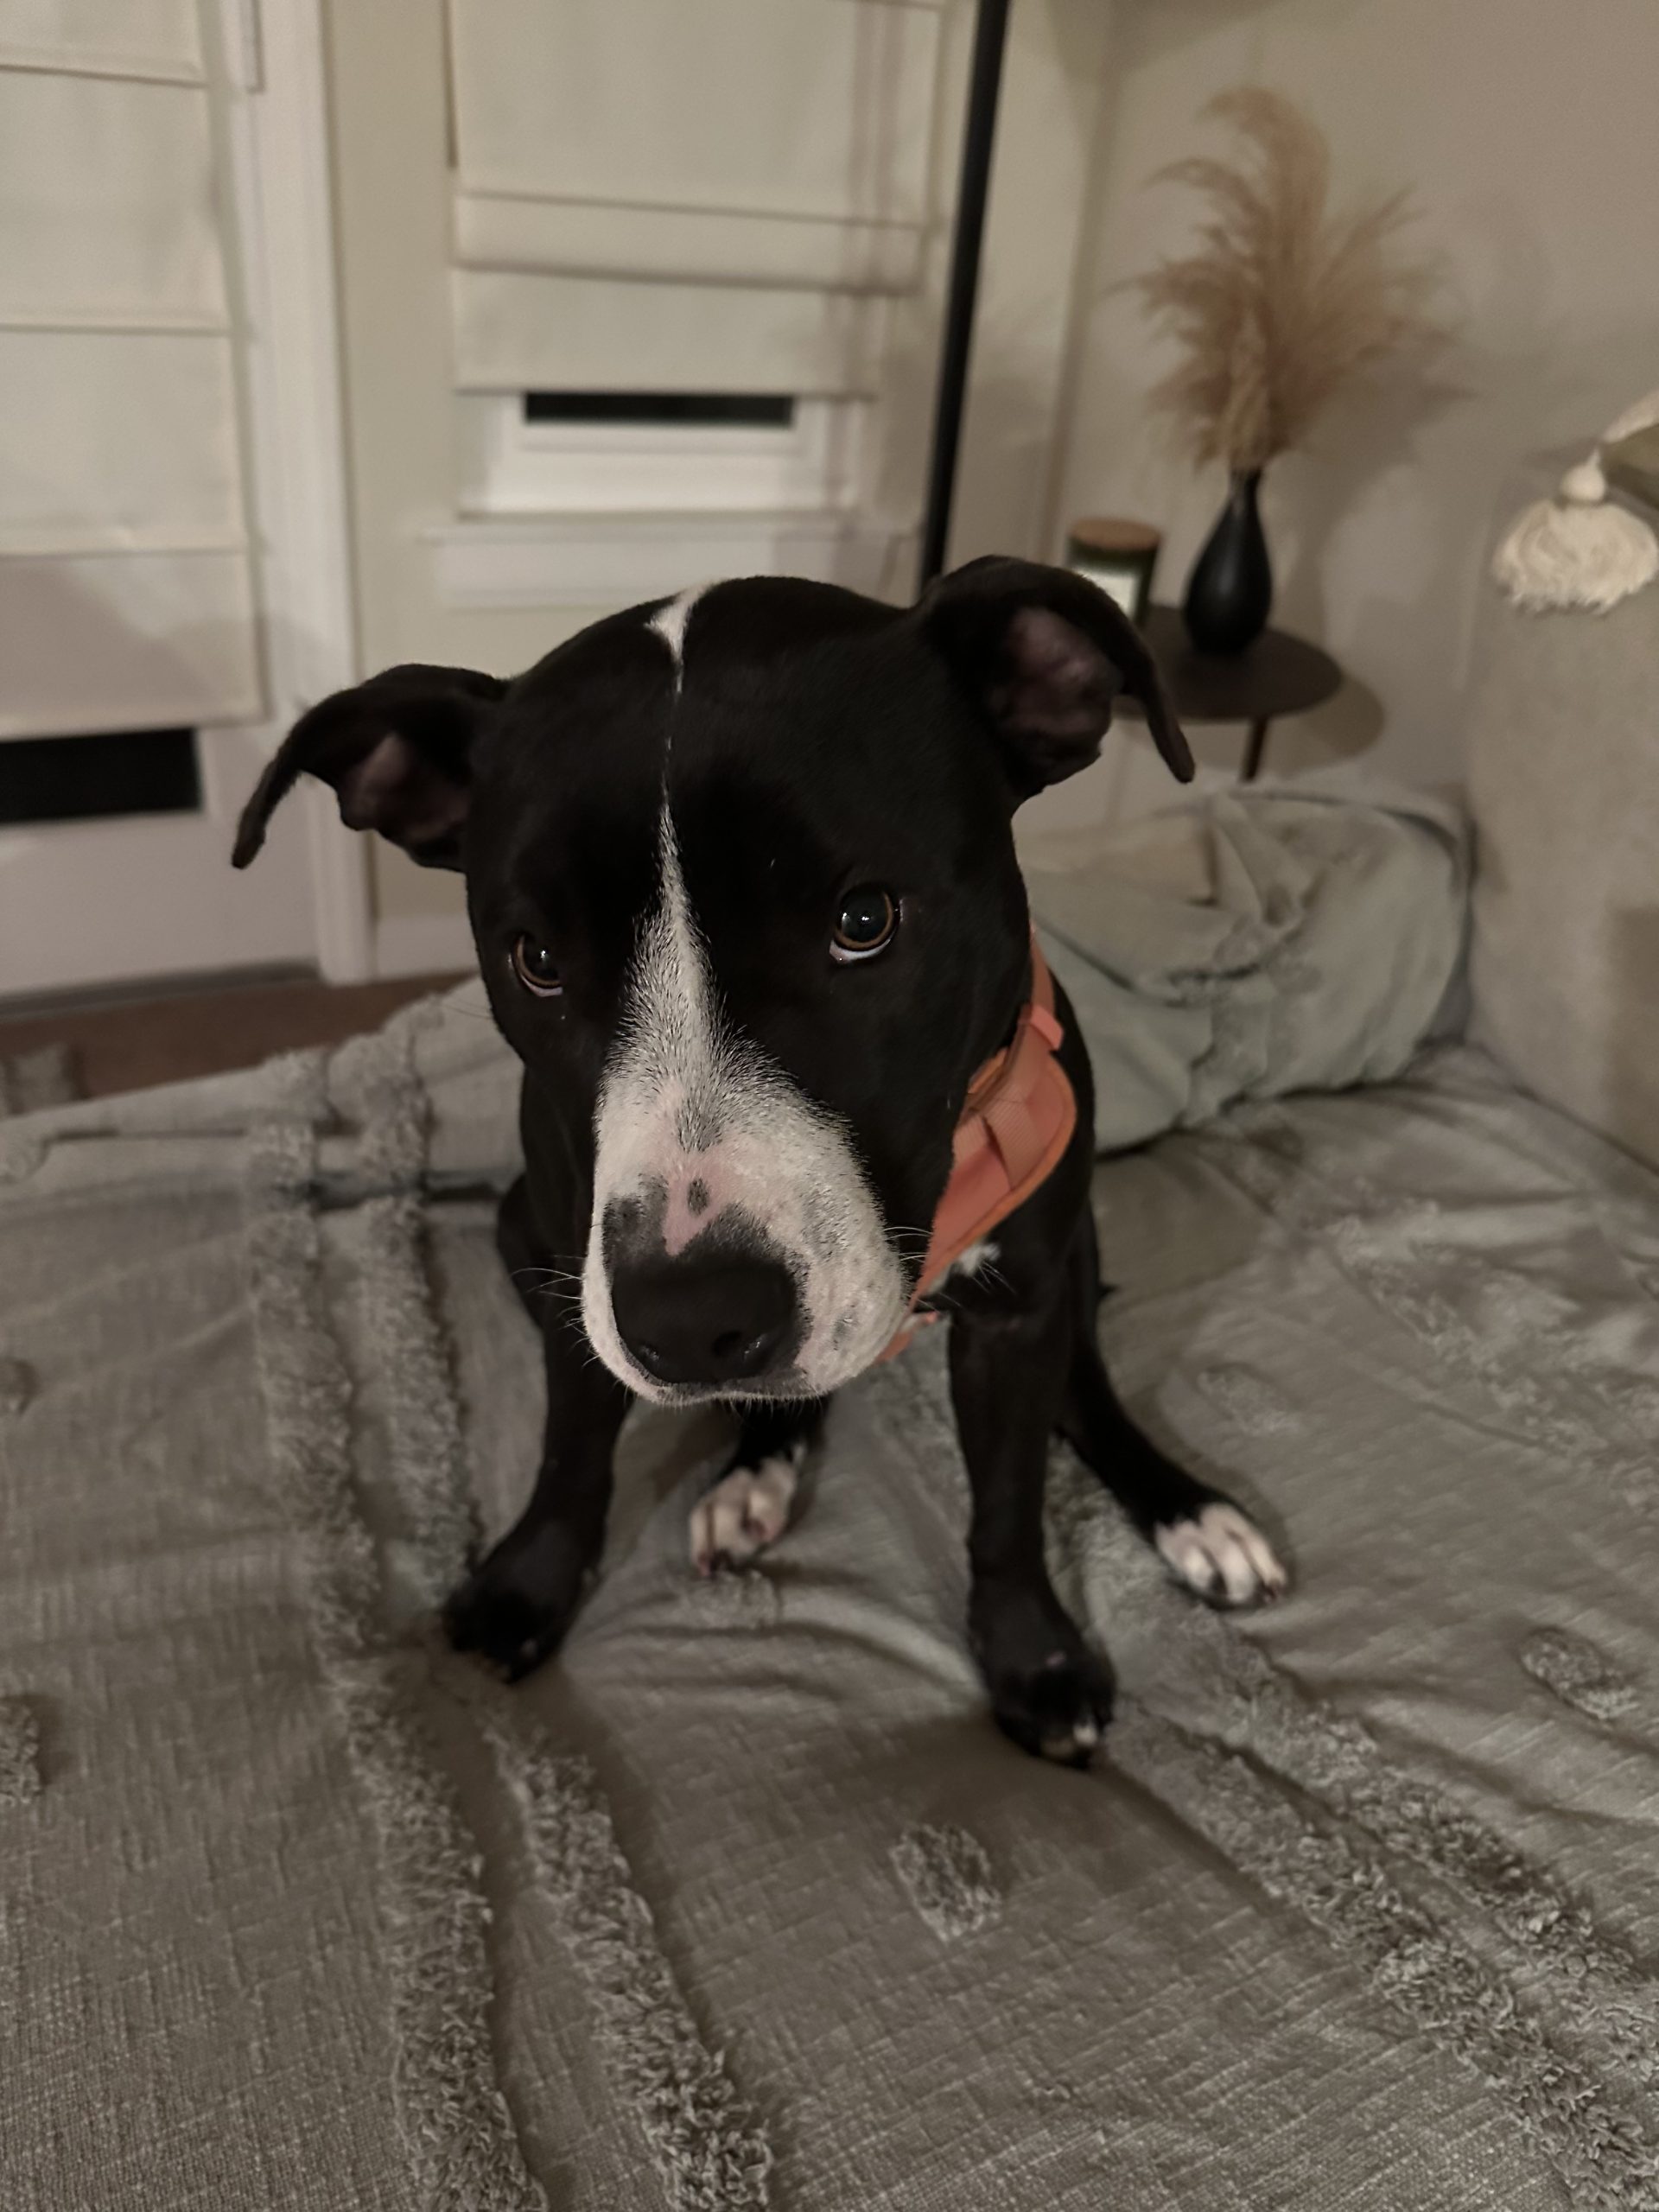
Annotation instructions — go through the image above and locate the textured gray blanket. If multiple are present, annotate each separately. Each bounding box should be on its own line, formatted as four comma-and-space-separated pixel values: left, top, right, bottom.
3, 918, 1656, 2209
1027, 780, 1468, 1149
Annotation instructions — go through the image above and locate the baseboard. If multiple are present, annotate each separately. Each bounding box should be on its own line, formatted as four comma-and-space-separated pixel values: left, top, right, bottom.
374, 912, 478, 981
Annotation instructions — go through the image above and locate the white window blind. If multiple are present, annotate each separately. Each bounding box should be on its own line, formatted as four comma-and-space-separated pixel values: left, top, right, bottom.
0, 0, 202, 82
447, 0, 946, 399
0, 2, 261, 739
454, 271, 887, 399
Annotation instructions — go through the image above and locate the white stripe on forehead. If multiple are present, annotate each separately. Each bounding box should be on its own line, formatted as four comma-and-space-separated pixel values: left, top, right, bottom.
642, 584, 712, 1085
633, 804, 714, 1093
647, 583, 709, 694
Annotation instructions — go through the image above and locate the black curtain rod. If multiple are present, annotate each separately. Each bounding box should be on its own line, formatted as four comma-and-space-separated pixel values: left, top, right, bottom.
915, 0, 1012, 593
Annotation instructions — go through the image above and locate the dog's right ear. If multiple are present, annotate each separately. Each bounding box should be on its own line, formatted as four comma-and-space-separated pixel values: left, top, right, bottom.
232, 663, 508, 870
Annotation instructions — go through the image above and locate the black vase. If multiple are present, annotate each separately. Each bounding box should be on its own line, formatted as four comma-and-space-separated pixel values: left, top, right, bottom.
1182, 470, 1272, 655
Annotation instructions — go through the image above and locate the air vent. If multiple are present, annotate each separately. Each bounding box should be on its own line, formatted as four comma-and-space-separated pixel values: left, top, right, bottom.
0, 729, 200, 827
523, 391, 796, 430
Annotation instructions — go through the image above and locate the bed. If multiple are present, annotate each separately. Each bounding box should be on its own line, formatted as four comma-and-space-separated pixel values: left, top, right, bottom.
4, 475, 1656, 2210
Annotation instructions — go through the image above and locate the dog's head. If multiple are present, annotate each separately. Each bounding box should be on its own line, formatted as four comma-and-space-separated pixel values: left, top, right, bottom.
236, 559, 1190, 1404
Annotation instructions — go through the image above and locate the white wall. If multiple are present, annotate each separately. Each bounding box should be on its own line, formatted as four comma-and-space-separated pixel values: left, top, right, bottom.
1048, 0, 1659, 812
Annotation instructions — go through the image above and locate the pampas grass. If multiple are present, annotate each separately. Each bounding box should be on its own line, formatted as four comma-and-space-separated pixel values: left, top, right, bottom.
1134, 89, 1440, 474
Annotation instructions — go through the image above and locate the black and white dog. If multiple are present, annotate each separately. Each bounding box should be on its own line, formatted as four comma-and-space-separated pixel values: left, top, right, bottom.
236, 558, 1286, 1763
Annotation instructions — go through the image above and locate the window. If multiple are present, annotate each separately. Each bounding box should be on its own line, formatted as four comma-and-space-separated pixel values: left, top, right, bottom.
0, 729, 200, 826
522, 393, 797, 429
457, 391, 869, 516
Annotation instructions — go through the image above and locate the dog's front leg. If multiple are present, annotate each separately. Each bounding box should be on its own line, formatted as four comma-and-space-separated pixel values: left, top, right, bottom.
446, 1317, 631, 1682
950, 1291, 1113, 1764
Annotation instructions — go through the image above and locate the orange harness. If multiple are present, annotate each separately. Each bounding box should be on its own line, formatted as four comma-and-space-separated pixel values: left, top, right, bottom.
879, 936, 1077, 1361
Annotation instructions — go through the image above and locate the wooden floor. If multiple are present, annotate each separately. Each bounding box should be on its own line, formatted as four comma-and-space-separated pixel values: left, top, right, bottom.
0, 970, 467, 1101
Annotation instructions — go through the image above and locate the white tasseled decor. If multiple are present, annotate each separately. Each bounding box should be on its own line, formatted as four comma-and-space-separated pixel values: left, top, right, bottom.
1492, 387, 1659, 612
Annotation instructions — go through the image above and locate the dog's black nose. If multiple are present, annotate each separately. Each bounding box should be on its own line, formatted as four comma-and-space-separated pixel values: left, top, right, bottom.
611, 1252, 798, 1388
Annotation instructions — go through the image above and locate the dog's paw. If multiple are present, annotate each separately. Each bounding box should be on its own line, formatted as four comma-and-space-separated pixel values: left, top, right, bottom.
444, 1530, 582, 1682
1155, 1502, 1287, 1608
690, 1455, 798, 1575
989, 1645, 1116, 1768
972, 1585, 1115, 1766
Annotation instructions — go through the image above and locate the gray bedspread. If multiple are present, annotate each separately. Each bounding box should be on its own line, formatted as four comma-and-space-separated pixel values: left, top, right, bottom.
3, 987, 1657, 2209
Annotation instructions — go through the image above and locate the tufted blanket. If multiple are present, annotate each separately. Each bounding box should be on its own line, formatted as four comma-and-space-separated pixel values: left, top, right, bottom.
1026, 779, 1469, 1151
3, 967, 1657, 2209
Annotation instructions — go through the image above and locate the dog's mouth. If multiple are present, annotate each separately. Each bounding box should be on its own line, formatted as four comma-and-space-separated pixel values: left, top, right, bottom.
606, 1361, 823, 1412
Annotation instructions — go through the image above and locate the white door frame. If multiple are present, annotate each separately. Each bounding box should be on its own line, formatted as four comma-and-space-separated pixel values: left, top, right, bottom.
218, 0, 373, 982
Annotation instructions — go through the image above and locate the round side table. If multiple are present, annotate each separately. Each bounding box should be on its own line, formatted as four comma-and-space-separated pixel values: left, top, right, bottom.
1123, 606, 1344, 781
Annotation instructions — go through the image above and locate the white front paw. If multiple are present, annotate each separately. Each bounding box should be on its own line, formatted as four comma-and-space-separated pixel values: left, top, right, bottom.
689, 1455, 799, 1575
1155, 1503, 1288, 1607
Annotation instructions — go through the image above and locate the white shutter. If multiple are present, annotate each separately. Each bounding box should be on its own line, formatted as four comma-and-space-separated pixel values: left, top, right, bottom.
453, 195, 924, 295
453, 271, 887, 397
0, 332, 244, 551
0, 25, 261, 738
0, 550, 258, 740
0, 72, 223, 325
446, 0, 944, 395
0, 0, 203, 82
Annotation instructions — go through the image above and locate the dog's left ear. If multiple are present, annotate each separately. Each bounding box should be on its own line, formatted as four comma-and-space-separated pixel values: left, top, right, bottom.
920, 556, 1193, 799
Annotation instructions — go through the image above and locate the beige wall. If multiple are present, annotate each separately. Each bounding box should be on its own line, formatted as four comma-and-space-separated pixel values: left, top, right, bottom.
1049, 0, 1659, 810
321, 0, 1117, 931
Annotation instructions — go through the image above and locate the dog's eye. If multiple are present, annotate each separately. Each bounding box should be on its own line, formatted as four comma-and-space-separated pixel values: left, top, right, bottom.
831, 887, 898, 963
511, 934, 563, 997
